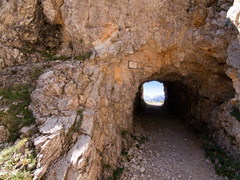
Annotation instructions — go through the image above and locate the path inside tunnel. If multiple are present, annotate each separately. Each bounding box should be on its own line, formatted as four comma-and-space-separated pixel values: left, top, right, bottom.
120, 104, 224, 180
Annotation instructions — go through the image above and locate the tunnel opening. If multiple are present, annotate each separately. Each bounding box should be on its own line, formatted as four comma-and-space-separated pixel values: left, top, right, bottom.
130, 72, 238, 178
132, 70, 237, 159
142, 81, 165, 106
133, 77, 198, 120
134, 78, 197, 125
134, 71, 235, 124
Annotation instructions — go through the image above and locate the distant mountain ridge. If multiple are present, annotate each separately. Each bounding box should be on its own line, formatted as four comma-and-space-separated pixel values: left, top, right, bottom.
143, 95, 165, 103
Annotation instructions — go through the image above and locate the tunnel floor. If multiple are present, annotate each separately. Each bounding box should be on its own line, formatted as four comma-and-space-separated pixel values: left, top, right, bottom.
120, 105, 223, 180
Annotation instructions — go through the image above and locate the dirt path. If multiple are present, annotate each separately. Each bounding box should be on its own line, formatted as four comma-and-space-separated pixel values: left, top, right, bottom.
120, 105, 224, 180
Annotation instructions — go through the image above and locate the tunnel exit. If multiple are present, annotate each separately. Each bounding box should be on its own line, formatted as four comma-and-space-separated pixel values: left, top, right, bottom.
142, 81, 165, 106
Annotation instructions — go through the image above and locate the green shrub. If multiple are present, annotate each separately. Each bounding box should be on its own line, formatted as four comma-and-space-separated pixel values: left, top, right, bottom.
204, 141, 240, 179
113, 167, 124, 180
0, 85, 35, 141
230, 106, 240, 122
76, 50, 92, 61
191, 123, 240, 179
131, 134, 148, 147
121, 149, 128, 156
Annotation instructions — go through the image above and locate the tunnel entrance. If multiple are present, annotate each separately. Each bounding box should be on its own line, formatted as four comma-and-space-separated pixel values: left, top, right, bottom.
128, 73, 236, 179
128, 67, 238, 179
134, 72, 235, 124
133, 77, 199, 119
142, 81, 165, 106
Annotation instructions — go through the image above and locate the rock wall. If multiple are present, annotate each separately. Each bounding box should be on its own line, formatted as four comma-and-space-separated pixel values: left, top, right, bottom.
30, 61, 101, 179
29, 59, 137, 179
1, 0, 240, 179
211, 0, 240, 158
0, 0, 62, 69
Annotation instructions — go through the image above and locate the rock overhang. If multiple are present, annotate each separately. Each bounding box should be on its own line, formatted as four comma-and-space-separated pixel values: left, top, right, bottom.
1, 0, 240, 179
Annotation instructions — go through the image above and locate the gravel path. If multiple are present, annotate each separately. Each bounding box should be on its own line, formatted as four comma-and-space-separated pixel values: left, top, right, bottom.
120, 104, 224, 180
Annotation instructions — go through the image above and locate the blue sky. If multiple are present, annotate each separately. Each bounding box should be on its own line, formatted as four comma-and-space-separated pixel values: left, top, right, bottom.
143, 81, 164, 97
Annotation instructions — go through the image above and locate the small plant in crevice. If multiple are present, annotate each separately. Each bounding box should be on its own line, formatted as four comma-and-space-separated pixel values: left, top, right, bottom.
30, 67, 44, 83
106, 167, 124, 180
230, 106, 240, 122
102, 162, 111, 171
131, 134, 148, 149
121, 149, 131, 162
79, 38, 84, 55
120, 130, 132, 162
73, 109, 83, 132
75, 38, 93, 61
76, 50, 92, 61
0, 85, 35, 142
191, 123, 240, 179
57, 55, 72, 61
68, 41, 74, 52
20, 39, 92, 62
121, 130, 128, 138
113, 167, 124, 180
39, 48, 58, 61
18, 46, 67, 62
29, 67, 45, 90
223, 129, 237, 146
102, 156, 124, 180
224, 19, 232, 28
121, 149, 128, 156
101, 160, 113, 180
39, 48, 72, 61
41, 48, 92, 62
204, 140, 240, 179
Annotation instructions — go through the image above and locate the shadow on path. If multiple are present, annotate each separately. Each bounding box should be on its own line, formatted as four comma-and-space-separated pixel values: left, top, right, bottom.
127, 104, 223, 180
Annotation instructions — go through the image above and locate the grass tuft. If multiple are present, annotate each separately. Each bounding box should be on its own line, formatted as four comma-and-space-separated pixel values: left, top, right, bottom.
73, 109, 83, 132
0, 138, 36, 180
0, 85, 35, 142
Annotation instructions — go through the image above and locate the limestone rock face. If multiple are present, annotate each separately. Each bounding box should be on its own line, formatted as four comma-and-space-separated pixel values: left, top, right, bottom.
0, 0, 62, 69
29, 61, 111, 179
1, 0, 240, 179
227, 0, 240, 33
227, 0, 240, 70
220, 0, 240, 158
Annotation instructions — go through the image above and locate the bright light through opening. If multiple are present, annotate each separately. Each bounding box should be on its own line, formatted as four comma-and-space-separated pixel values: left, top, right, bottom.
143, 81, 165, 106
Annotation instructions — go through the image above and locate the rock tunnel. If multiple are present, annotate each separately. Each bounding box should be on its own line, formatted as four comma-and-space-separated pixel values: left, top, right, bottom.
30, 18, 240, 180
2, 0, 239, 179
134, 65, 235, 123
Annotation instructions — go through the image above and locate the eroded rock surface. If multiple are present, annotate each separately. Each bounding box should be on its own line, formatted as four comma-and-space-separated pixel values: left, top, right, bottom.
0, 0, 240, 179
0, 0, 62, 69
